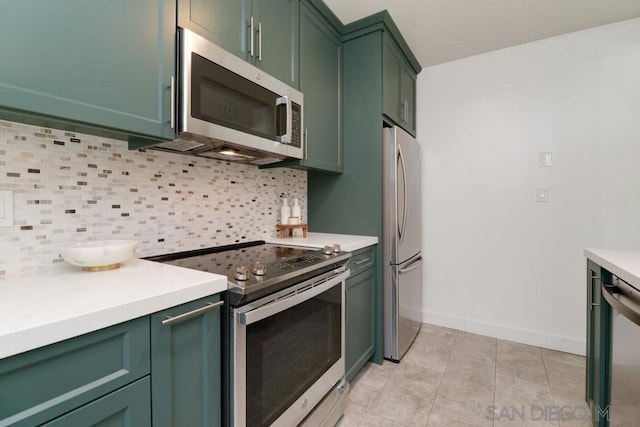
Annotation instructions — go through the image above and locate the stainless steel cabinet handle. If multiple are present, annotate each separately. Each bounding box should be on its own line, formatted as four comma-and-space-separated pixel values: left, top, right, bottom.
304, 129, 308, 158
249, 16, 254, 57
162, 300, 224, 326
589, 272, 600, 312
258, 22, 262, 62
402, 99, 409, 123
354, 257, 371, 265
170, 76, 175, 130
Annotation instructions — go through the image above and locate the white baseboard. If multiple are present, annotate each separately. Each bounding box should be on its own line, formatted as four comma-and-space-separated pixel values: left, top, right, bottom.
421, 310, 586, 356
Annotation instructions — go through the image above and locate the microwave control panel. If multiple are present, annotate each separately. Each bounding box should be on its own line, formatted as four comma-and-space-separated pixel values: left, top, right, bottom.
290, 102, 302, 148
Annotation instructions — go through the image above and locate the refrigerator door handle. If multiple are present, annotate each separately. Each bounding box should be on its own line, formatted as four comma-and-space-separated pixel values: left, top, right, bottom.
397, 145, 408, 245
399, 255, 423, 274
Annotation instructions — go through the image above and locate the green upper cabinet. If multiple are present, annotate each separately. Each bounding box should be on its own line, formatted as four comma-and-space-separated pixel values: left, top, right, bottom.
250, 0, 299, 88
178, 0, 246, 59
382, 33, 417, 136
0, 0, 175, 142
178, 0, 298, 88
297, 2, 342, 172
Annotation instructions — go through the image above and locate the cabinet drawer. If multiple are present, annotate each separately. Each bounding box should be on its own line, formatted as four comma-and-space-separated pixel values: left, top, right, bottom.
347, 245, 376, 277
42, 377, 151, 427
0, 317, 150, 427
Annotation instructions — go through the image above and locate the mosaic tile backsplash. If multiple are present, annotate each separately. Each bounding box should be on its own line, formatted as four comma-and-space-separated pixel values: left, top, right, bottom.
0, 120, 307, 279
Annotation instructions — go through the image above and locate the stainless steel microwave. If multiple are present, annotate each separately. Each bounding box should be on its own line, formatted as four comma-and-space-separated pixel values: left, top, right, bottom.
155, 28, 304, 165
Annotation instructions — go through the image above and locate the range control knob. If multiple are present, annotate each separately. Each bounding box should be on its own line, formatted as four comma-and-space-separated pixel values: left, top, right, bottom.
333, 243, 341, 253
322, 245, 333, 255
234, 266, 248, 281
252, 262, 267, 276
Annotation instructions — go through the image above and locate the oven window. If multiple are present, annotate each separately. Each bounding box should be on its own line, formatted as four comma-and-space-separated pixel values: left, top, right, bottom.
190, 53, 278, 141
245, 284, 342, 426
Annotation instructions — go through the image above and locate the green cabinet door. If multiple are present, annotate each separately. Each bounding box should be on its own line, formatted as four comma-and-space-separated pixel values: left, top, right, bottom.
400, 64, 417, 134
251, 0, 299, 88
382, 34, 417, 136
151, 295, 223, 427
42, 377, 151, 427
0, 317, 150, 427
382, 36, 403, 128
298, 3, 342, 172
345, 246, 376, 381
585, 260, 612, 426
0, 0, 175, 142
178, 0, 298, 88
178, 0, 246, 59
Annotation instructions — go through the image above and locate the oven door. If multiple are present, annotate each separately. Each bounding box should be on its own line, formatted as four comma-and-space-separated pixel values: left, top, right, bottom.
232, 268, 347, 427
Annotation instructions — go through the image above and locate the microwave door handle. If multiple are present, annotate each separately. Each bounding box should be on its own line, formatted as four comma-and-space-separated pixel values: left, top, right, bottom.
276, 96, 290, 143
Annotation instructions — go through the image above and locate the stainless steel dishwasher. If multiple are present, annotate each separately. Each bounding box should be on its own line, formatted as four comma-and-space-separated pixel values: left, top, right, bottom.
602, 275, 640, 426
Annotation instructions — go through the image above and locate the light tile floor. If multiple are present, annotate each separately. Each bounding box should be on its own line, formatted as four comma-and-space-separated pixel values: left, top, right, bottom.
339, 323, 590, 427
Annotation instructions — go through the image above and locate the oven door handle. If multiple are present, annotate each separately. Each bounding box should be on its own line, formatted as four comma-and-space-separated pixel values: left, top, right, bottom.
237, 272, 346, 325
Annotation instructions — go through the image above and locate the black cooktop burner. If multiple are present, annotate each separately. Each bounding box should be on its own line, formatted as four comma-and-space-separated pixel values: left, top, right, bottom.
146, 241, 351, 306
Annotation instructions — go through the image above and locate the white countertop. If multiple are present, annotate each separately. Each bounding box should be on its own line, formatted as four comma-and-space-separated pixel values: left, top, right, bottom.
0, 258, 227, 359
585, 248, 640, 288
266, 232, 378, 252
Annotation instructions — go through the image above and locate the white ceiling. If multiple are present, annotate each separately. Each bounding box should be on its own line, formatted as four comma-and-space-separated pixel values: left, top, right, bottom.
323, 0, 640, 68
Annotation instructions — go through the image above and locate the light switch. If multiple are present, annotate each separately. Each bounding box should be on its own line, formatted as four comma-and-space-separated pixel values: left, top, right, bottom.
536, 186, 550, 202
539, 151, 552, 167
0, 190, 14, 227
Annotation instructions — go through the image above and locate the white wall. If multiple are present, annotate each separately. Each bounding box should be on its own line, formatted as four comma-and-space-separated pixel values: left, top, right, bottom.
418, 18, 640, 354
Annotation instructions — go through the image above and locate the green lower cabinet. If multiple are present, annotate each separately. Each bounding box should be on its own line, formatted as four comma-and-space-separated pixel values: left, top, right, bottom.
585, 260, 611, 426
346, 246, 376, 381
151, 295, 223, 427
42, 377, 151, 427
0, 0, 175, 143
0, 317, 150, 427
0, 294, 224, 427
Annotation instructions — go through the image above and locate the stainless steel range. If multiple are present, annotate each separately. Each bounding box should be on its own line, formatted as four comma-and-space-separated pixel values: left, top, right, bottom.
147, 241, 351, 427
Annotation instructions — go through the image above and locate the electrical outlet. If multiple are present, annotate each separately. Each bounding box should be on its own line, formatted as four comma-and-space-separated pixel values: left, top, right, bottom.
539, 151, 552, 167
0, 190, 14, 227
536, 186, 550, 202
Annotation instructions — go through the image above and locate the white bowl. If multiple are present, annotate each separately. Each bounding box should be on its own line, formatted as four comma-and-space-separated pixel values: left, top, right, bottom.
61, 240, 138, 271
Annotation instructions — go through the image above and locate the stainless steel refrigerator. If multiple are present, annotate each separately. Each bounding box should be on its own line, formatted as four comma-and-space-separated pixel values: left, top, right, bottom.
382, 126, 423, 362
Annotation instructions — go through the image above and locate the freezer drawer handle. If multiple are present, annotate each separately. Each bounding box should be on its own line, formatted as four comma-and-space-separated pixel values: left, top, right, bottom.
162, 301, 224, 326
399, 256, 423, 274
